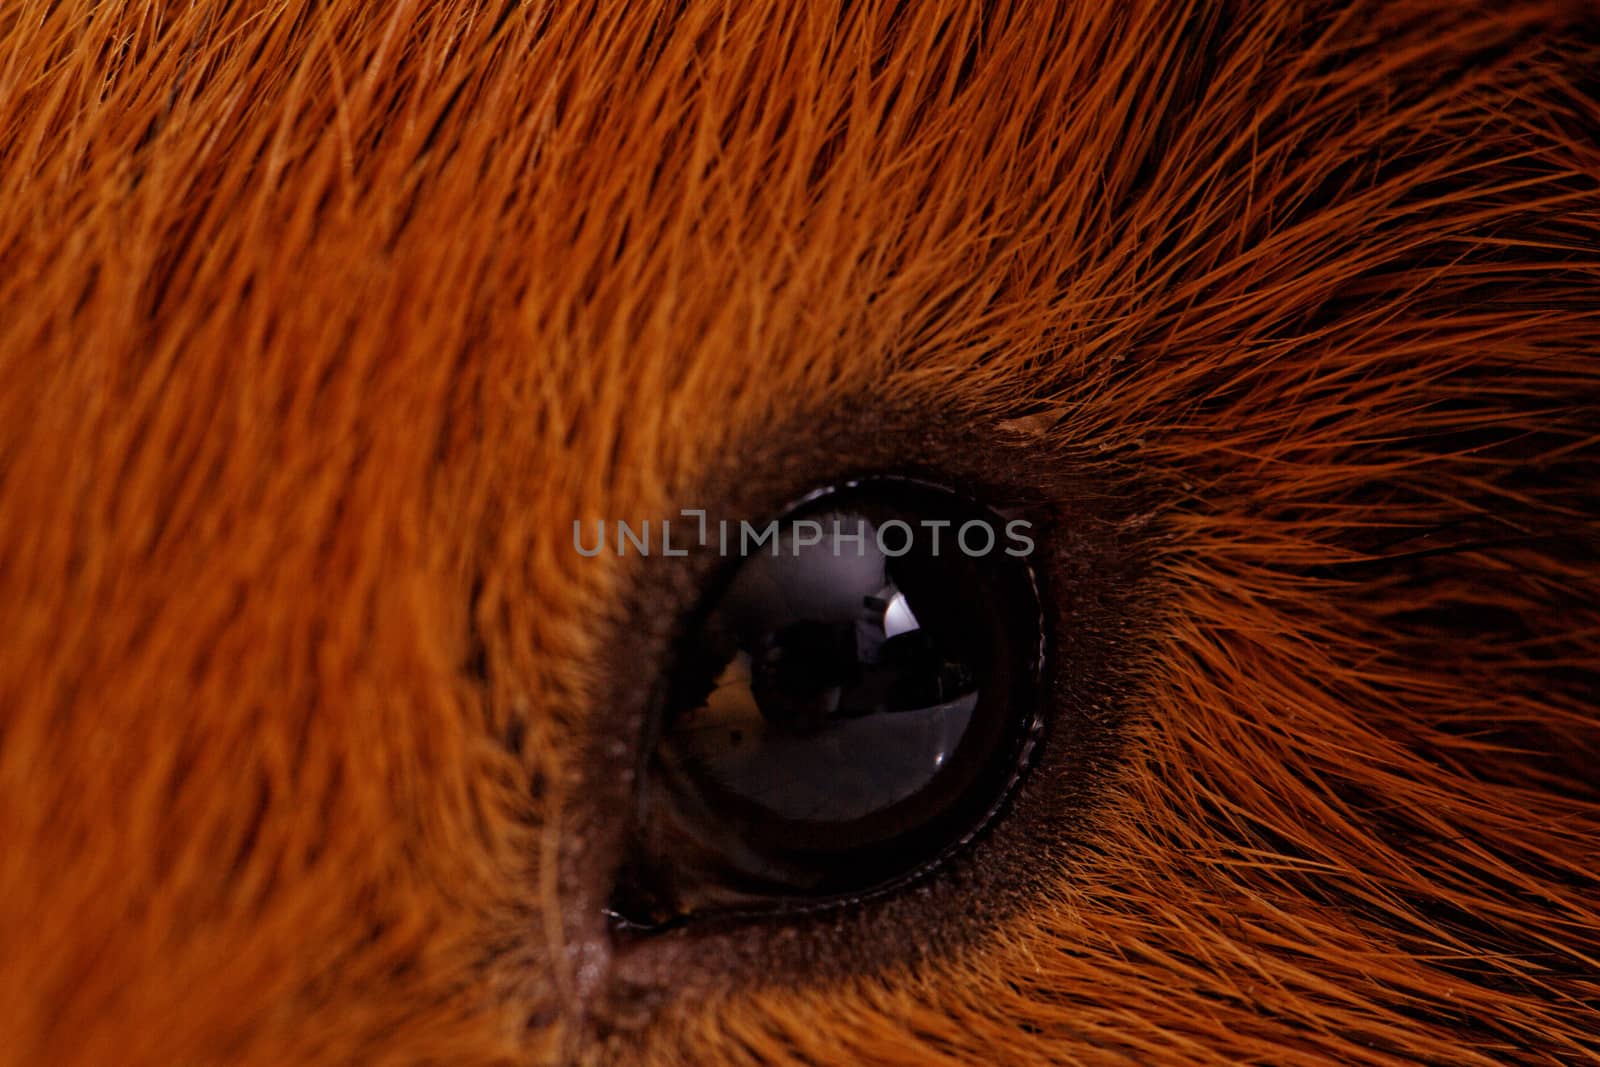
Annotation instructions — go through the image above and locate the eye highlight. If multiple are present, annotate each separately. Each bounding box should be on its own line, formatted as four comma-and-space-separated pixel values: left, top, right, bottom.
610, 478, 1044, 929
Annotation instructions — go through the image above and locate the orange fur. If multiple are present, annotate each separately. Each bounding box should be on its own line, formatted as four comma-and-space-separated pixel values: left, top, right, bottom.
1, 1, 1597, 1063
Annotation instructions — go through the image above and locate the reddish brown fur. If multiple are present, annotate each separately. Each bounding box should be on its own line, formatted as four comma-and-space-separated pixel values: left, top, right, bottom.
1, 1, 1597, 1063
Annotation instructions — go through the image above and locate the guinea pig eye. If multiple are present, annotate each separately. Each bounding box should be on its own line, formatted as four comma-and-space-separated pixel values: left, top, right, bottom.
610, 478, 1044, 928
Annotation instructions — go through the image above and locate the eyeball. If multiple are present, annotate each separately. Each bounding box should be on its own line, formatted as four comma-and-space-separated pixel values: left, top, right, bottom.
611, 478, 1044, 927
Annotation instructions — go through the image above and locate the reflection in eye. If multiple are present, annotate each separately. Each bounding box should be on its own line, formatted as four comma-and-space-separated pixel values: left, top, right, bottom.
670, 519, 977, 824
611, 480, 1043, 928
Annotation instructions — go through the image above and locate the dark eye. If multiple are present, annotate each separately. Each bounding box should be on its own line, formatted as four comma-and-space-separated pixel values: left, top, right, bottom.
610, 478, 1044, 928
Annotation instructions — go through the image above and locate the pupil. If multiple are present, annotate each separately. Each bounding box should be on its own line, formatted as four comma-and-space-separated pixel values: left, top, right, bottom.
680, 526, 982, 824
616, 479, 1042, 925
